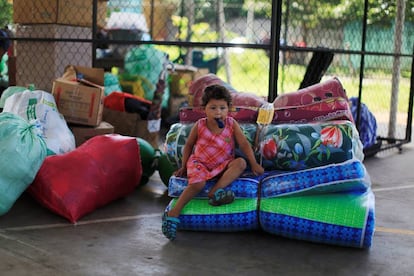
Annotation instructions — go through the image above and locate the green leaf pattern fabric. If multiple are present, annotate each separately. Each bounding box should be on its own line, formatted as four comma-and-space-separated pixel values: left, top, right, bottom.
164, 120, 363, 170
260, 120, 363, 170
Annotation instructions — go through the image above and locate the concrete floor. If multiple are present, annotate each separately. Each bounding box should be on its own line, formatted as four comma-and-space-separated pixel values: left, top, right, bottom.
1, 143, 414, 276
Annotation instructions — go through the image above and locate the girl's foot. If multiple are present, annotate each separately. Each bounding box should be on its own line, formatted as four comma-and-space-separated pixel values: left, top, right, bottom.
162, 211, 180, 241
208, 189, 235, 206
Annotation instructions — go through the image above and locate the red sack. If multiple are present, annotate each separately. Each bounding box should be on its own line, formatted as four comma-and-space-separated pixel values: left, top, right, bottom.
28, 134, 142, 223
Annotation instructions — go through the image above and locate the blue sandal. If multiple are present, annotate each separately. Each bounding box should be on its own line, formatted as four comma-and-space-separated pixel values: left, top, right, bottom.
208, 189, 235, 206
162, 211, 180, 241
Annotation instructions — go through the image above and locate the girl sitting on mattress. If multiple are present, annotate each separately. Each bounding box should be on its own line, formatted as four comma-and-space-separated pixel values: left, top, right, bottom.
162, 84, 264, 241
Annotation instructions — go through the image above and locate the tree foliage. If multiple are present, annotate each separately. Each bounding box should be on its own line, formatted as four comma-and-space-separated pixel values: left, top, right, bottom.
0, 0, 12, 27
285, 0, 414, 27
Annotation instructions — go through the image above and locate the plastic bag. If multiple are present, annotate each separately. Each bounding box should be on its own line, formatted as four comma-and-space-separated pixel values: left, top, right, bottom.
0, 112, 47, 215
104, 72, 122, 96
124, 44, 170, 107
0, 86, 28, 108
3, 90, 76, 155
350, 97, 377, 149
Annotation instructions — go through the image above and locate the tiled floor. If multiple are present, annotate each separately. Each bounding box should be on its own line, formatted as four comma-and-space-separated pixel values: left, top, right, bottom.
0, 144, 413, 275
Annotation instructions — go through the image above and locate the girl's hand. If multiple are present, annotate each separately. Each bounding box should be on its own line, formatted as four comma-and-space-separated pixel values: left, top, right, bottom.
174, 167, 187, 177
251, 163, 265, 176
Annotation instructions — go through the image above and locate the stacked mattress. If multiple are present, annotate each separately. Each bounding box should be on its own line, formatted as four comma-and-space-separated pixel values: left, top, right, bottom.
163, 77, 375, 248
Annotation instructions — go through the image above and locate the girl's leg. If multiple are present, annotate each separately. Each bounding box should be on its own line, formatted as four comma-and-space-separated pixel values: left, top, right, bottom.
208, 157, 246, 198
167, 181, 205, 218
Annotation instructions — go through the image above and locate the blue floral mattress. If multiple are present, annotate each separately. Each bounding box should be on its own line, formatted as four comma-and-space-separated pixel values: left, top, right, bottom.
163, 120, 363, 171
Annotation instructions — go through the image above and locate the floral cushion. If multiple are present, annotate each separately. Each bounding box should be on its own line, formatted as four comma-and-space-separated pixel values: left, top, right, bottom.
259, 120, 364, 170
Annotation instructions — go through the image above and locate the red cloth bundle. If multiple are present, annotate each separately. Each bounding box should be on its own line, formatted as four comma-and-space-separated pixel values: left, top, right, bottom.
273, 77, 348, 108
28, 134, 142, 223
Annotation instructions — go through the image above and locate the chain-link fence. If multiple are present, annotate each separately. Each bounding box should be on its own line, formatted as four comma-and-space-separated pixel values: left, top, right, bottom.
2, 0, 414, 154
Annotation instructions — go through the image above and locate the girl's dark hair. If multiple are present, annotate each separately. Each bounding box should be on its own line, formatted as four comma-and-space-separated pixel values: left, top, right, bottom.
201, 85, 232, 107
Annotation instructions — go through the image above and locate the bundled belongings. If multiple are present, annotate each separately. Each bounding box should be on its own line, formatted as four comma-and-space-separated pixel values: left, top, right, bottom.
28, 134, 143, 223
167, 174, 264, 232
0, 112, 47, 215
123, 44, 170, 108
165, 159, 375, 248
161, 75, 375, 248
104, 91, 151, 120
180, 75, 353, 125
3, 89, 76, 155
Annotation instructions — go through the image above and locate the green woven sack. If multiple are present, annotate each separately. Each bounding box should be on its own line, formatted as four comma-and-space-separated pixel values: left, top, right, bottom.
124, 44, 170, 107
0, 112, 47, 215
104, 72, 122, 96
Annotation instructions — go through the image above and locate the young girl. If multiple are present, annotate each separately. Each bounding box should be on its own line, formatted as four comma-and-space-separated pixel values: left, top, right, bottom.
162, 84, 264, 240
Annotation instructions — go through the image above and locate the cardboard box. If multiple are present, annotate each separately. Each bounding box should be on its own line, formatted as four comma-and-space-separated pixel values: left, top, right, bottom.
13, 0, 56, 24
58, 0, 108, 28
169, 65, 209, 96
168, 95, 188, 117
52, 66, 105, 126
15, 24, 92, 92
13, 0, 107, 27
103, 107, 159, 149
69, 121, 114, 147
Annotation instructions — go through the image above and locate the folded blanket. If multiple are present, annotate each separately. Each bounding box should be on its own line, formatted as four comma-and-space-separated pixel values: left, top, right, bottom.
168, 174, 262, 198
179, 106, 258, 124
179, 97, 352, 125
259, 190, 375, 248
165, 159, 375, 248
272, 97, 353, 124
261, 159, 370, 197
260, 120, 364, 170
166, 198, 259, 232
273, 77, 348, 108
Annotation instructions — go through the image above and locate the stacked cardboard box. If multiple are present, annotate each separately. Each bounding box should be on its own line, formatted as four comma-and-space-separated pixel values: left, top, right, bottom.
168, 65, 208, 117
102, 107, 159, 149
13, 0, 108, 28
13, 0, 108, 92
15, 24, 93, 92
52, 66, 114, 146
69, 121, 115, 147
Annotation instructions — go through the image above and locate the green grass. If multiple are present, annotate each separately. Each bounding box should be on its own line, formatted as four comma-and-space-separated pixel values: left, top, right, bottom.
217, 50, 412, 114
157, 45, 412, 114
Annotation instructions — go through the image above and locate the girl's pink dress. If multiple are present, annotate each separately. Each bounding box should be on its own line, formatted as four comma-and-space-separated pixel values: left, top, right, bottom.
186, 117, 235, 184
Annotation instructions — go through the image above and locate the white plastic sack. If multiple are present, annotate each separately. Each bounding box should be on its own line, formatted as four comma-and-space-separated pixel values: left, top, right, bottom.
106, 12, 148, 31
0, 86, 28, 108
3, 90, 76, 155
